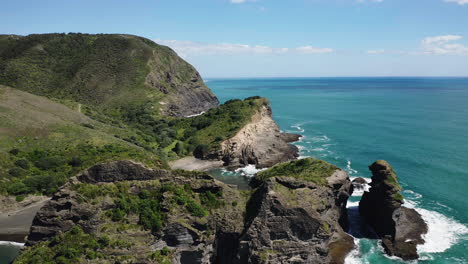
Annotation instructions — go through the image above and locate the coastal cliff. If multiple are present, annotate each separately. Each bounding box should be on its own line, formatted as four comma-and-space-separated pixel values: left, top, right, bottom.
220, 103, 299, 168
359, 160, 428, 260
16, 158, 354, 264
0, 33, 219, 117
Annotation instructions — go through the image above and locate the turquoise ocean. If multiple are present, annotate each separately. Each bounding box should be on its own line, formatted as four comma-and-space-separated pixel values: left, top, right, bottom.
207, 77, 468, 264
1, 77, 467, 263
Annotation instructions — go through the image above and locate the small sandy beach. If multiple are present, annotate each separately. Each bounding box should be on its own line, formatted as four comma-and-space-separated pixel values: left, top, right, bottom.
0, 197, 49, 242
169, 157, 224, 171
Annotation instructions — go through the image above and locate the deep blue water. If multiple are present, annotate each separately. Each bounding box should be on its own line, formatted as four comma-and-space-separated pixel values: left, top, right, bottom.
206, 77, 468, 264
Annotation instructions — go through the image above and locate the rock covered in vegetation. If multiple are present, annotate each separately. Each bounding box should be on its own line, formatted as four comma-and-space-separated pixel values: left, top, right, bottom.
359, 160, 427, 260
236, 158, 354, 264
18, 158, 355, 264
0, 33, 218, 118
220, 102, 300, 168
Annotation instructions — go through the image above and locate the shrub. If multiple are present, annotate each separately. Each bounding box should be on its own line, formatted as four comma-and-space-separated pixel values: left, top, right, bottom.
8, 167, 24, 177
14, 159, 30, 169
186, 200, 207, 217
34, 156, 66, 170
68, 157, 83, 167
173, 142, 184, 156
16, 195, 26, 202
9, 148, 20, 155
193, 144, 209, 159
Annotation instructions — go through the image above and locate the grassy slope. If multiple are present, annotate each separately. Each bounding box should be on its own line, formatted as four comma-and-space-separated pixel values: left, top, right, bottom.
0, 33, 266, 196
0, 85, 162, 196
256, 158, 339, 186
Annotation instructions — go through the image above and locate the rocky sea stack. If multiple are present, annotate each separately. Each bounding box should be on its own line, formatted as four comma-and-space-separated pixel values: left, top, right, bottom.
359, 160, 428, 260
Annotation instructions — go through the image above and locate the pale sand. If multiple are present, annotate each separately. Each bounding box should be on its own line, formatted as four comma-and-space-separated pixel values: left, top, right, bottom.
169, 157, 224, 171
0, 198, 49, 242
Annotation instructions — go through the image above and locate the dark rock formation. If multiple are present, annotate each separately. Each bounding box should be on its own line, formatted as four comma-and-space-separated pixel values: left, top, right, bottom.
359, 160, 427, 260
237, 170, 354, 263
22, 159, 354, 264
76, 160, 170, 183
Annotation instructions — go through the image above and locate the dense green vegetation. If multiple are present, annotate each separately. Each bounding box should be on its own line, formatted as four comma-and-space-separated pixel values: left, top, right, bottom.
14, 225, 139, 264
256, 158, 339, 186
74, 181, 224, 231
0, 33, 163, 115
1, 143, 158, 197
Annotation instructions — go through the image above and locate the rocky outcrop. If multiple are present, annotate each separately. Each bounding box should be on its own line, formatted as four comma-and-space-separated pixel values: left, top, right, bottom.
236, 160, 354, 264
220, 104, 300, 168
21, 158, 354, 264
146, 51, 219, 117
359, 160, 427, 260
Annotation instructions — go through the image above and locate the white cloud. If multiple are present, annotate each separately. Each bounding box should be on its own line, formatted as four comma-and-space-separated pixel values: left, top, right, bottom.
231, 0, 246, 3
155, 39, 333, 57
296, 46, 334, 54
444, 0, 468, 5
367, 49, 386, 54
421, 35, 468, 55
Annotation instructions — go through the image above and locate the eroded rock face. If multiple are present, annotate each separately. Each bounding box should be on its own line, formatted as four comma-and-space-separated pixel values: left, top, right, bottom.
22, 160, 354, 264
220, 104, 300, 168
359, 160, 427, 260
237, 171, 354, 264
146, 63, 219, 117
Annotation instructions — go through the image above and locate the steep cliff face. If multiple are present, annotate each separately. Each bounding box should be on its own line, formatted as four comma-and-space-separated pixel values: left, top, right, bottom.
21, 160, 246, 264
220, 104, 299, 168
0, 33, 218, 117
18, 158, 354, 264
359, 160, 428, 260
238, 173, 354, 264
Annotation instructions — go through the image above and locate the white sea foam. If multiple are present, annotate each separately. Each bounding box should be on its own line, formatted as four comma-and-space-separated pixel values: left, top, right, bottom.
311, 135, 330, 142
346, 160, 359, 175
344, 238, 362, 264
0, 241, 24, 247
416, 207, 468, 254
346, 201, 360, 208
234, 164, 266, 177
291, 124, 305, 133
350, 177, 371, 197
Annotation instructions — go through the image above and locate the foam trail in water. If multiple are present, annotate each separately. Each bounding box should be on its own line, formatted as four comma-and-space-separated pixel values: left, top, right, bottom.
346, 160, 359, 175
416, 207, 468, 254
344, 238, 362, 264
0, 241, 24, 247
234, 164, 266, 177
291, 124, 305, 133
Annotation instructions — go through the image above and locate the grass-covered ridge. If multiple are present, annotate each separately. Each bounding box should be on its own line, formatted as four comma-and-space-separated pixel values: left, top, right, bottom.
256, 158, 339, 186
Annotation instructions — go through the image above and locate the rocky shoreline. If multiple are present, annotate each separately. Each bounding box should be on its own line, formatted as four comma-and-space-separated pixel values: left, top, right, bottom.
18, 159, 355, 263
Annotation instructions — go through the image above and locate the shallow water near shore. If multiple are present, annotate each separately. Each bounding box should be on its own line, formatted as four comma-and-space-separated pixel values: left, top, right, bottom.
206, 77, 468, 263
0, 242, 22, 264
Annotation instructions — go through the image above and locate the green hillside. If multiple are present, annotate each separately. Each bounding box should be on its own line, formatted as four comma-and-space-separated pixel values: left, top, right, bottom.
0, 85, 162, 198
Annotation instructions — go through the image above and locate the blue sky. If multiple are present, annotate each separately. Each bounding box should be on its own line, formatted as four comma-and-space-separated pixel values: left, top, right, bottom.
1, 0, 468, 77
